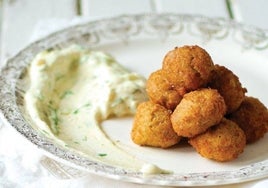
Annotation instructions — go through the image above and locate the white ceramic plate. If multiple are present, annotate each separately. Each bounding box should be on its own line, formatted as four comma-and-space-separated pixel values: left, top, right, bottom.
0, 13, 268, 186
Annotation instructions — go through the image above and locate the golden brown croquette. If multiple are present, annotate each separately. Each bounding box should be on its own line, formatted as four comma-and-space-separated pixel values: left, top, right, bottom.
171, 88, 226, 138
209, 64, 247, 114
131, 101, 181, 148
229, 96, 268, 143
131, 45, 267, 162
189, 118, 246, 162
146, 69, 183, 110
162, 45, 214, 92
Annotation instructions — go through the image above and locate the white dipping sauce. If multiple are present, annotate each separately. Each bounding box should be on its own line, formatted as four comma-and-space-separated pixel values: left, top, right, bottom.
25, 45, 168, 174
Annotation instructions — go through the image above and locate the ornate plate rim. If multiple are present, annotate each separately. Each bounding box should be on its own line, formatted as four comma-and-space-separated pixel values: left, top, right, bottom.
0, 13, 268, 186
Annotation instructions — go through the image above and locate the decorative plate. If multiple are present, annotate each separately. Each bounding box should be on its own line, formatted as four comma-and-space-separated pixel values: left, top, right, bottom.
0, 13, 268, 186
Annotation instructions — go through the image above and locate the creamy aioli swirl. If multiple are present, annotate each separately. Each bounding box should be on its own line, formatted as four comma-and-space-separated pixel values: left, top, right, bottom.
25, 45, 168, 173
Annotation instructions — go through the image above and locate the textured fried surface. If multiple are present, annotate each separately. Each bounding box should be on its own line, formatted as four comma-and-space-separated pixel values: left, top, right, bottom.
229, 96, 268, 143
146, 69, 183, 110
171, 88, 226, 137
162, 45, 214, 92
189, 118, 246, 162
131, 101, 181, 148
131, 45, 267, 162
209, 65, 247, 114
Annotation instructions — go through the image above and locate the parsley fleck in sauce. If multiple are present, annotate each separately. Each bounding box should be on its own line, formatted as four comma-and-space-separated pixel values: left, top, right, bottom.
25, 45, 167, 174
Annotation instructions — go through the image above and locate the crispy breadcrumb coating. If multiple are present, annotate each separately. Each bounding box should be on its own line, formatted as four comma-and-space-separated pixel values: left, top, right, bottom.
146, 69, 183, 110
189, 118, 246, 162
171, 88, 226, 137
229, 96, 268, 143
131, 101, 181, 148
162, 45, 214, 92
209, 65, 247, 114
131, 45, 267, 162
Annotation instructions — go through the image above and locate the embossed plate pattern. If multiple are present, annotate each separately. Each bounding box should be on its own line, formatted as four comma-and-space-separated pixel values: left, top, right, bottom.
0, 14, 268, 186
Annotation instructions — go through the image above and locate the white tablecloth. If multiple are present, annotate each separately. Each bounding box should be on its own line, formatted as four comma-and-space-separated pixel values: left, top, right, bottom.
0, 17, 268, 188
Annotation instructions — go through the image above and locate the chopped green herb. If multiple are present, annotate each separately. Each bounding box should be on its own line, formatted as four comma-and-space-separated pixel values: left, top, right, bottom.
84, 103, 91, 107
60, 90, 74, 99
98, 153, 107, 157
73, 141, 80, 145
51, 109, 59, 125
46, 47, 54, 52
49, 107, 60, 135
73, 109, 79, 114
73, 103, 91, 114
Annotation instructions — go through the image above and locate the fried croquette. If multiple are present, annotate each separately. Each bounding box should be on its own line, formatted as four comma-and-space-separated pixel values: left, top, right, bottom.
209, 65, 247, 114
146, 69, 183, 110
171, 88, 226, 138
131, 101, 181, 148
162, 45, 214, 92
131, 45, 267, 162
229, 96, 268, 143
189, 118, 246, 162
